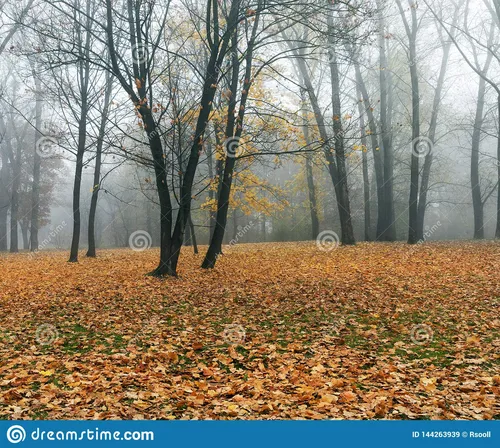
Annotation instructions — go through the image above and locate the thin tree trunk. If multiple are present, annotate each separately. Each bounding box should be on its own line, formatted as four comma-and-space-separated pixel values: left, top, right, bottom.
471, 73, 490, 239
30, 73, 42, 252
87, 71, 113, 257
0, 145, 9, 251
293, 53, 355, 246
416, 9, 458, 240
357, 87, 372, 241
327, 13, 355, 245
352, 58, 384, 238
378, 23, 396, 242
397, 0, 420, 244
188, 213, 198, 254
69, 0, 92, 262
8, 134, 20, 253
496, 94, 500, 239
21, 223, 29, 250
300, 88, 320, 239
202, 31, 242, 268
167, 0, 242, 274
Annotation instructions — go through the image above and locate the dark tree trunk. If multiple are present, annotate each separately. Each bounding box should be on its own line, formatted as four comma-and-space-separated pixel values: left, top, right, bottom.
416, 10, 457, 241
69, 1, 92, 262
353, 61, 384, 239
327, 14, 355, 246
357, 89, 372, 241
87, 72, 112, 257
378, 10, 396, 241
9, 139, 21, 253
471, 75, 489, 240
165, 0, 242, 274
0, 147, 9, 252
305, 154, 320, 240
202, 31, 243, 269
300, 88, 320, 240
496, 95, 500, 239
188, 213, 198, 254
293, 52, 355, 247
397, 0, 420, 244
30, 74, 42, 252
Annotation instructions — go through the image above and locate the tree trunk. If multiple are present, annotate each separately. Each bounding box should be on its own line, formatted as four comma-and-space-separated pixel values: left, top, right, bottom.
471, 74, 490, 240
353, 59, 384, 239
202, 32, 242, 269
166, 0, 242, 274
69, 2, 92, 262
300, 88, 320, 240
30, 74, 42, 252
188, 213, 198, 254
21, 223, 29, 250
496, 94, 500, 239
327, 14, 355, 245
0, 147, 9, 252
397, 0, 420, 244
293, 53, 355, 246
87, 72, 113, 257
357, 88, 372, 241
378, 29, 396, 242
416, 10, 458, 240
9, 138, 21, 253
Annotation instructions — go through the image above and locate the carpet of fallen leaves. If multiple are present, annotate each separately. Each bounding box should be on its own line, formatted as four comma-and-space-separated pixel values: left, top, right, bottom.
0, 241, 499, 420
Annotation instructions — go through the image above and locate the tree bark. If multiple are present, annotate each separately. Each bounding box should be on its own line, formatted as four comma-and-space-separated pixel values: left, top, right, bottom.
470, 69, 491, 239
378, 14, 396, 242
69, 0, 92, 262
496, 94, 500, 239
416, 8, 458, 241
87, 71, 113, 257
357, 87, 372, 241
397, 0, 420, 244
300, 89, 320, 240
30, 72, 42, 252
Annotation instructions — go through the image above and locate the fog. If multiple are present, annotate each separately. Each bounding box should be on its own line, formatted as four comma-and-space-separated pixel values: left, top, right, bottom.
1, 0, 500, 271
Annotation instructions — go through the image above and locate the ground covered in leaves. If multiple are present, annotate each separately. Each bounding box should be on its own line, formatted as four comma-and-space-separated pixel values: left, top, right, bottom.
0, 242, 499, 420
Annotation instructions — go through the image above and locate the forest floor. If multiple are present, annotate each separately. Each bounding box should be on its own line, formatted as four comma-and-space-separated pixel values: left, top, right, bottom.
0, 241, 499, 420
